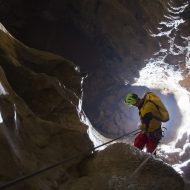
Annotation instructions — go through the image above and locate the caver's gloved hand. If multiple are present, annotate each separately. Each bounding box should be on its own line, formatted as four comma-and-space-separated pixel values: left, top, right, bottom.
138, 123, 146, 132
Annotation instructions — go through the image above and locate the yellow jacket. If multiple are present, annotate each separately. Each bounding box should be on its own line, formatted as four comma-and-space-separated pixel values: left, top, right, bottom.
138, 100, 162, 133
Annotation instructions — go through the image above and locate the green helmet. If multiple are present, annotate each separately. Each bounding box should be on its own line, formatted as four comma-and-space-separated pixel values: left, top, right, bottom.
125, 93, 139, 105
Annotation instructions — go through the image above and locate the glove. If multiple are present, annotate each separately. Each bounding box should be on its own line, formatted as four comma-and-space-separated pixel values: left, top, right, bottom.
138, 124, 146, 131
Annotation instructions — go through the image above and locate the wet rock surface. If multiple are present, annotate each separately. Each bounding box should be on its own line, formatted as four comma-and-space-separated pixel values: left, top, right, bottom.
0, 28, 93, 189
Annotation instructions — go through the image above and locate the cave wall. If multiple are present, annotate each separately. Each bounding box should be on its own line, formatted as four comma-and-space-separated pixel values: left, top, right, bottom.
0, 24, 185, 190
0, 0, 189, 189
0, 0, 189, 139
0, 27, 94, 189
0, 0, 164, 72
0, 0, 164, 136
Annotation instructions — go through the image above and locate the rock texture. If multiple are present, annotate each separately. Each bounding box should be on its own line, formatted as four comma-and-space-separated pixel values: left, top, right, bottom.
64, 143, 184, 190
0, 2, 186, 189
0, 28, 93, 189
180, 2, 190, 91
0, 0, 190, 148
0, 0, 169, 137
178, 13, 190, 91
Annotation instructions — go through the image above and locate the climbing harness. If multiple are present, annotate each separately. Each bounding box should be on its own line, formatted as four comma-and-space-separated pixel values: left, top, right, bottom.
0, 128, 141, 190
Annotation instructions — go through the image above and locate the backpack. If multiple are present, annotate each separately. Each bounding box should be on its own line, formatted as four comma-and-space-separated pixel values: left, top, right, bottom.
144, 92, 169, 122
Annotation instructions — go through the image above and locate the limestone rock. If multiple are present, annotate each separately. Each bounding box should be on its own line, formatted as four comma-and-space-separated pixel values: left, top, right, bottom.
0, 28, 93, 189
0, 0, 170, 138
0, 1, 188, 188
179, 74, 190, 91
62, 143, 184, 190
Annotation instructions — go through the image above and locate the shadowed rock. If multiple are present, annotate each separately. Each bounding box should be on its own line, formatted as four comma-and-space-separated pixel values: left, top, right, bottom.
0, 28, 93, 189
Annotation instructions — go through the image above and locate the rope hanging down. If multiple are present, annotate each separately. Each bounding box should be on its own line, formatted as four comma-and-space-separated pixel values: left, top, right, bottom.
0, 128, 141, 190
128, 147, 157, 181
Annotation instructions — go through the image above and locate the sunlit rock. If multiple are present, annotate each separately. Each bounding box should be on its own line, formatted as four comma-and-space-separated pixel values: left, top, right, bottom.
179, 143, 190, 162
0, 27, 93, 189
62, 143, 184, 190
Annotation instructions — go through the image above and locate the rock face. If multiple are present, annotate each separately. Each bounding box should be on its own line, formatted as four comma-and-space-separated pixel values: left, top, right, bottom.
0, 0, 189, 140
0, 28, 93, 189
0, 0, 169, 137
178, 16, 190, 91
0, 0, 162, 67
0, 0, 190, 188
64, 143, 184, 190
0, 4, 186, 190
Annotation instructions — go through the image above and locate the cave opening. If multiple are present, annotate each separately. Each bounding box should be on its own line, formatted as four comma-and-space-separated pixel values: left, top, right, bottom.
83, 1, 190, 185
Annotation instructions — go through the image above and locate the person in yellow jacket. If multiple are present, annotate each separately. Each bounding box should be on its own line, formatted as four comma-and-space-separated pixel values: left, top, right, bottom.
125, 92, 164, 154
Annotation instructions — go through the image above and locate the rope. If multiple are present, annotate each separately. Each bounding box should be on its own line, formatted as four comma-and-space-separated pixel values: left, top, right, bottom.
0, 128, 141, 190
128, 147, 157, 181
125, 146, 160, 188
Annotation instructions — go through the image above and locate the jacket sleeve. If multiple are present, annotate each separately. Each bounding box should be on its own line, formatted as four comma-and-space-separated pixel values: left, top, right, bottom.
141, 112, 153, 126
139, 102, 157, 131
